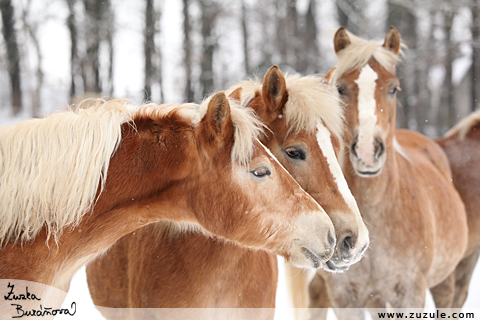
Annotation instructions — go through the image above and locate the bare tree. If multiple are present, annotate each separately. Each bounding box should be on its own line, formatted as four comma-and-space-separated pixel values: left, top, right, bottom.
105, 0, 114, 97
82, 0, 113, 95
241, 0, 250, 75
337, 0, 367, 35
144, 0, 155, 101
415, 9, 435, 134
66, 0, 79, 101
21, 0, 44, 117
296, 0, 319, 73
471, 0, 480, 111
441, 9, 456, 130
199, 0, 220, 98
183, 0, 194, 101
0, 0, 22, 115
387, 0, 417, 129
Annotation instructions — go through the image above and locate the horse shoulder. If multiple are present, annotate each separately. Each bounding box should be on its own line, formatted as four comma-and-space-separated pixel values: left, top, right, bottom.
395, 129, 452, 181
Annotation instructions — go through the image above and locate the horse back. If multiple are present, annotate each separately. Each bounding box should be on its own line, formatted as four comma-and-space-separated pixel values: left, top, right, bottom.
395, 129, 468, 286
396, 129, 452, 181
437, 124, 480, 256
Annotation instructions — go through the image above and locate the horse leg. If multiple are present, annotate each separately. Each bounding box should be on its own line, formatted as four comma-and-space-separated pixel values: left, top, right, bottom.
284, 262, 313, 320
452, 250, 480, 308
389, 276, 427, 310
308, 273, 330, 320
430, 271, 455, 308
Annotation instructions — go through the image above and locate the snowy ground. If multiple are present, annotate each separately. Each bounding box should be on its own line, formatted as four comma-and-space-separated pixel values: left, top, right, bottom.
56, 255, 480, 320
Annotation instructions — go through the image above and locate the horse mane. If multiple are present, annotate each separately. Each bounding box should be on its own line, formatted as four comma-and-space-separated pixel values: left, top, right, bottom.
0, 99, 132, 245
227, 74, 344, 142
198, 95, 266, 167
335, 31, 404, 80
444, 109, 480, 140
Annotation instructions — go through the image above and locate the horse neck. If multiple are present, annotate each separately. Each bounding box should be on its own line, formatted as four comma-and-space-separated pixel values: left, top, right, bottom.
343, 142, 400, 218
45, 183, 193, 289
50, 120, 201, 288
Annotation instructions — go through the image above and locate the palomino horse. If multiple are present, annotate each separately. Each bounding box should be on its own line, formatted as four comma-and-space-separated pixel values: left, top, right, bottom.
298, 27, 468, 319
433, 111, 480, 308
0, 92, 335, 312
85, 66, 369, 317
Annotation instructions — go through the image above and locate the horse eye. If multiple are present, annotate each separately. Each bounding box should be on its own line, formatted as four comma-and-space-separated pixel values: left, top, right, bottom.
285, 148, 306, 160
389, 87, 398, 95
337, 85, 347, 96
251, 168, 271, 178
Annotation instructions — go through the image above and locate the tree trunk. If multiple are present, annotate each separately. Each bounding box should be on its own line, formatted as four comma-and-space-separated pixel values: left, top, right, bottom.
83, 0, 105, 94
199, 0, 218, 98
298, 0, 319, 73
66, 0, 78, 101
336, 0, 364, 35
144, 0, 155, 101
241, 0, 250, 76
442, 10, 456, 131
21, 0, 43, 117
183, 0, 194, 101
415, 9, 434, 134
387, 0, 417, 130
0, 0, 22, 115
105, 0, 114, 97
471, 0, 480, 111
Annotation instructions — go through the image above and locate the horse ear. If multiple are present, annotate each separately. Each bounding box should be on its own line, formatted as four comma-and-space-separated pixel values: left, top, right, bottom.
262, 65, 287, 117
334, 27, 351, 53
204, 91, 232, 136
383, 26, 401, 55
322, 67, 337, 86
228, 87, 243, 103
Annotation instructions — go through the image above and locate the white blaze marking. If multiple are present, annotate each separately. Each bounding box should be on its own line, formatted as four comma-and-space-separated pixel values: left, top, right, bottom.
315, 123, 359, 216
355, 65, 378, 164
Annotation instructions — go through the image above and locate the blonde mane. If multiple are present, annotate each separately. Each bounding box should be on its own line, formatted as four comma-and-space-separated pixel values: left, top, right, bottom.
335, 31, 403, 80
227, 74, 344, 142
0, 99, 132, 245
198, 95, 266, 166
444, 109, 480, 140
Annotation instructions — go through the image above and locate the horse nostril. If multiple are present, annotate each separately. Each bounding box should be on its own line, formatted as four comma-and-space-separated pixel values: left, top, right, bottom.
350, 142, 358, 157
327, 230, 335, 249
342, 235, 354, 251
375, 142, 385, 159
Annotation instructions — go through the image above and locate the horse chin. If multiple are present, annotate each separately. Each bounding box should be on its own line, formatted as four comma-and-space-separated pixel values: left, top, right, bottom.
353, 162, 384, 178
290, 246, 330, 269
324, 260, 350, 273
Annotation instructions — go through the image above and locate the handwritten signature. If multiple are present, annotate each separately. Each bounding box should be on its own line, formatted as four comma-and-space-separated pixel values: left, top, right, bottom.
4, 282, 76, 318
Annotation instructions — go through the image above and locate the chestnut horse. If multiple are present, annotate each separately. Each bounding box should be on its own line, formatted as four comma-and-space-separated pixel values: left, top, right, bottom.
0, 92, 335, 315
86, 66, 369, 318
432, 111, 480, 308
291, 27, 468, 319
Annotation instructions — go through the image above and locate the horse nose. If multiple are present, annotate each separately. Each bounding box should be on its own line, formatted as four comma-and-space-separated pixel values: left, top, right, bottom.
350, 141, 358, 158
339, 231, 358, 255
374, 141, 385, 160
327, 229, 336, 250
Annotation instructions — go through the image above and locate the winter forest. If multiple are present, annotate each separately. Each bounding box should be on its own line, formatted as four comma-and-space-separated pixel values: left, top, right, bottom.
1, 0, 480, 138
